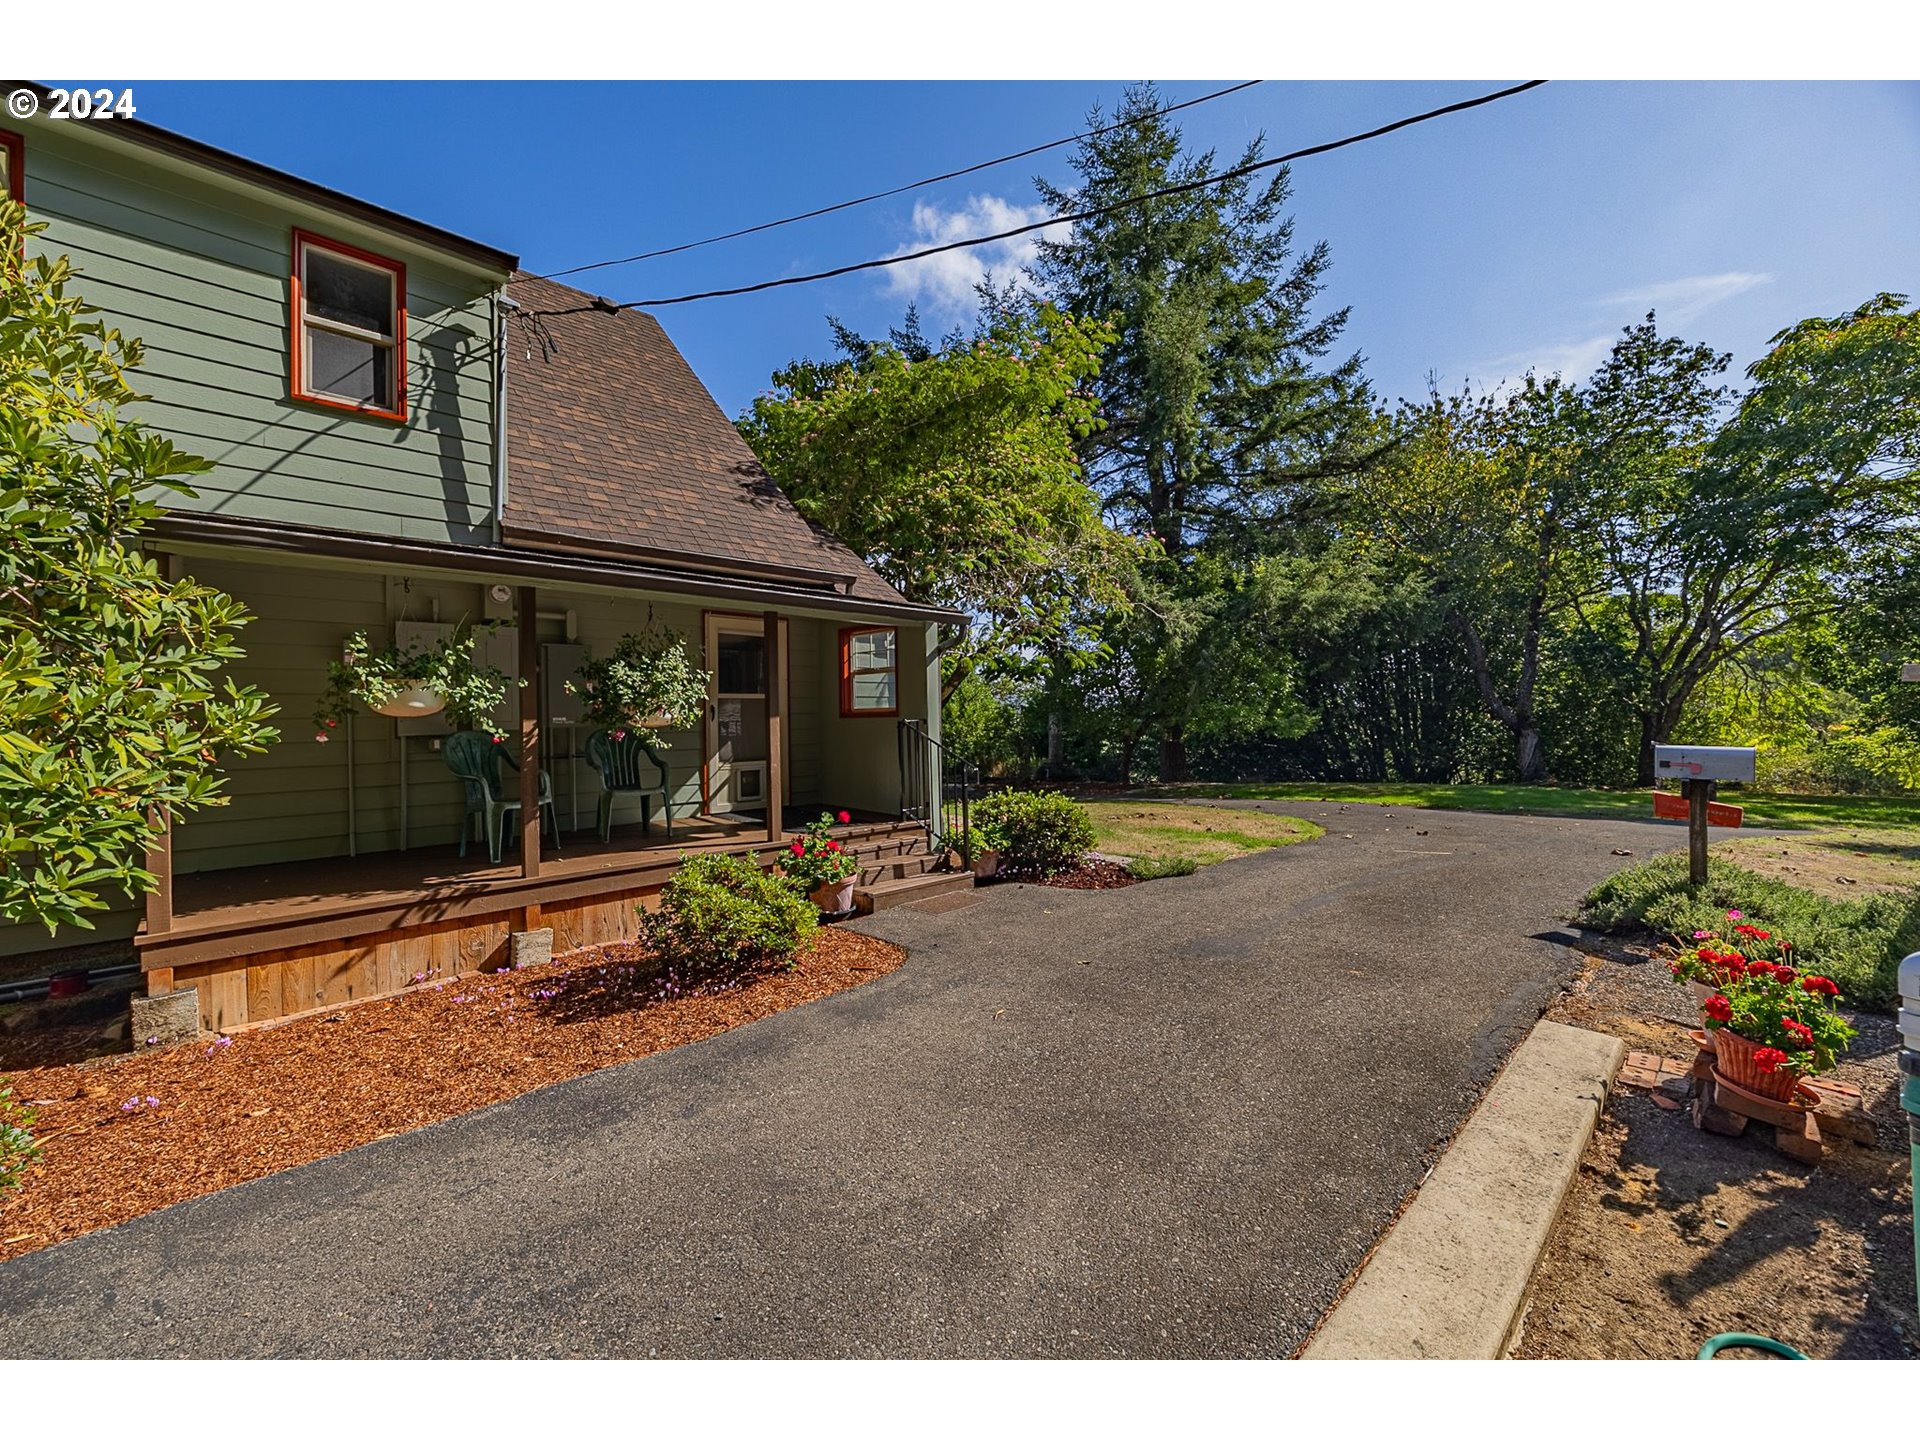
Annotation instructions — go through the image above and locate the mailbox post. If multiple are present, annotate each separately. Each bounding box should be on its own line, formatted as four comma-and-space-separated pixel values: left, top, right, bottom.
1653, 745, 1757, 885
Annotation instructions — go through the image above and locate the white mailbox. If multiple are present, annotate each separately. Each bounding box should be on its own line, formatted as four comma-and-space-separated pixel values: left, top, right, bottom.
1653, 744, 1756, 784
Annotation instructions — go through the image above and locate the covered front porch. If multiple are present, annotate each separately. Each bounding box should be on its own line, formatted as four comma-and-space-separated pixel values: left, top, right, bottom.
140, 810, 929, 1033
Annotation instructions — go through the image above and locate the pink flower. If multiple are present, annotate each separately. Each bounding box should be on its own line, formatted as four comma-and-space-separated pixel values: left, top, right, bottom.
1726, 909, 1743, 920
315, 733, 330, 743
1693, 930, 1712, 940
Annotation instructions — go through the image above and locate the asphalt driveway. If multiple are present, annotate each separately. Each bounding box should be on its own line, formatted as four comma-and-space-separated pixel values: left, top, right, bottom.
0, 803, 1710, 1357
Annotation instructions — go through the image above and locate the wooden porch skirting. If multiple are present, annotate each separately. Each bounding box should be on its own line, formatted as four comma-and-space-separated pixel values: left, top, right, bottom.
138, 821, 911, 1033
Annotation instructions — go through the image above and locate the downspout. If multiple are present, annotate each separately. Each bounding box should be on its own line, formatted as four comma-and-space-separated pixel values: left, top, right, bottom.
492, 292, 518, 545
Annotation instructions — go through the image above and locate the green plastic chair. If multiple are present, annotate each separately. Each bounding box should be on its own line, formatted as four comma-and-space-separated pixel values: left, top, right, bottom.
444, 730, 561, 865
585, 728, 674, 842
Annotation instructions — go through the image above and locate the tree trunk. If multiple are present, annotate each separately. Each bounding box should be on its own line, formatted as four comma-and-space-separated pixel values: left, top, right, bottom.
1515, 725, 1547, 784
1636, 712, 1659, 786
1158, 725, 1189, 784
1045, 709, 1066, 778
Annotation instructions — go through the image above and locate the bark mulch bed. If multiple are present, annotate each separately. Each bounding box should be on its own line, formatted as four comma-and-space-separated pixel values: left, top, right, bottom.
996, 859, 1141, 890
0, 925, 905, 1264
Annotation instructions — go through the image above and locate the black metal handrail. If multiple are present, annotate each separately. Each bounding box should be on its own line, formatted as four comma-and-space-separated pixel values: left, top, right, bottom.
898, 719, 979, 859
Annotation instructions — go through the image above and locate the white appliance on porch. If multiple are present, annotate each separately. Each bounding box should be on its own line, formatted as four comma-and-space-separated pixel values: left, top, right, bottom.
703, 613, 789, 816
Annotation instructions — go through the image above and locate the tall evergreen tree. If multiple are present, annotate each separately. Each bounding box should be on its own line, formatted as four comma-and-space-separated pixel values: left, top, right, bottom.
1030, 83, 1379, 779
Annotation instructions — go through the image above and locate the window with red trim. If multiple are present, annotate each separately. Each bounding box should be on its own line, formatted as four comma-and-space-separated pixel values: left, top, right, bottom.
291, 229, 406, 421
0, 130, 23, 206
840, 626, 899, 716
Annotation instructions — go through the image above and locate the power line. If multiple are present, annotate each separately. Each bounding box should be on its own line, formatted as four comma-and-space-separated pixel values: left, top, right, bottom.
517, 80, 1264, 282
534, 80, 1547, 315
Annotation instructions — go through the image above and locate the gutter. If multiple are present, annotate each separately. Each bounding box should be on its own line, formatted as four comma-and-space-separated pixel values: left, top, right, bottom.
149, 513, 969, 626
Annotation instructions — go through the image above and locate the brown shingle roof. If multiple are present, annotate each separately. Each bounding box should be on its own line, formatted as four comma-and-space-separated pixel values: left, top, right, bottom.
502, 273, 907, 607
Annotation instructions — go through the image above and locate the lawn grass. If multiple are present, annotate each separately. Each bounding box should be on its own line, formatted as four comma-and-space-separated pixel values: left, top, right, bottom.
1081, 801, 1321, 868
1132, 781, 1920, 832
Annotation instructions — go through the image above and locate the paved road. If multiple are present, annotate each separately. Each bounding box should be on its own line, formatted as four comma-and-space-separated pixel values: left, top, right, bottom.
0, 803, 1712, 1357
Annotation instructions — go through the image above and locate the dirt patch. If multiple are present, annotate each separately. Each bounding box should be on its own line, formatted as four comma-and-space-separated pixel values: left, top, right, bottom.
997, 859, 1142, 890
1515, 937, 1918, 1359
1717, 828, 1920, 900
0, 925, 905, 1264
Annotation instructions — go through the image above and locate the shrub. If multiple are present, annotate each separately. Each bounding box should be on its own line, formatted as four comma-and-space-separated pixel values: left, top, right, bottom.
0, 1084, 40, 1191
641, 851, 817, 981
971, 789, 1094, 876
1582, 853, 1920, 1009
1129, 854, 1199, 880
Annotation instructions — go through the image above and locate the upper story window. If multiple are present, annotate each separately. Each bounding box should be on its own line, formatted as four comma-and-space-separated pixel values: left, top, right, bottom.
291, 229, 406, 421
840, 626, 899, 716
0, 130, 23, 204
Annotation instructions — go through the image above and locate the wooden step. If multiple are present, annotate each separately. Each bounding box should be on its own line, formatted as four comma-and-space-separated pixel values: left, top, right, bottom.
853, 852, 944, 886
853, 869, 975, 914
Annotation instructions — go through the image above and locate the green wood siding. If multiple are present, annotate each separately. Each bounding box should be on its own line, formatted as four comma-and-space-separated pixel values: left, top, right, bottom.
13, 115, 502, 545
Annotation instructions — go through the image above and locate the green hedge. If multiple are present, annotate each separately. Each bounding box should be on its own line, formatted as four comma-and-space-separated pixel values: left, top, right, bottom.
1581, 853, 1920, 1009
972, 790, 1095, 876
641, 852, 817, 979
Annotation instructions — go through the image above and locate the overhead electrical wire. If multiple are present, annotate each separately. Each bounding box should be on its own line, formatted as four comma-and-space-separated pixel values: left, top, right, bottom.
534, 79, 1548, 315
518, 79, 1264, 282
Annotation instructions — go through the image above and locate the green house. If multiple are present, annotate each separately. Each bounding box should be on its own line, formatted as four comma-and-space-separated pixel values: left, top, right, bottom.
1, 96, 971, 1034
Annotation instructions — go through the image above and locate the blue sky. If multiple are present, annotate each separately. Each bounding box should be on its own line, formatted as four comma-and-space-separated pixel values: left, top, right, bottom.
123, 80, 1920, 416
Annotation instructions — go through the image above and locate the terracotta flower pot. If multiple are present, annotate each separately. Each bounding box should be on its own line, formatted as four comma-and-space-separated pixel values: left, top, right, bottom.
810, 877, 855, 914
972, 850, 1000, 881
1710, 1026, 1800, 1103
1688, 980, 1720, 1051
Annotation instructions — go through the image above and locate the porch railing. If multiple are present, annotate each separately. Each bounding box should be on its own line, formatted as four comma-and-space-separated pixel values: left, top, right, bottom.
897, 719, 979, 858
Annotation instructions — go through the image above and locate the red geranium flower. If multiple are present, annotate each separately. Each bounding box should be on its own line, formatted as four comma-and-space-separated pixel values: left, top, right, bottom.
837, 810, 851, 824
1801, 975, 1839, 997
789, 840, 804, 855
1781, 1019, 1814, 1048
1772, 967, 1796, 984
1703, 993, 1732, 1023
1745, 960, 1775, 980
826, 839, 841, 851
1753, 1047, 1789, 1073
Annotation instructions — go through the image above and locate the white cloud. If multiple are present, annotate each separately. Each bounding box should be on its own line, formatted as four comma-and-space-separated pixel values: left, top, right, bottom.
1467, 271, 1774, 386
880, 194, 1069, 317
1600, 271, 1774, 326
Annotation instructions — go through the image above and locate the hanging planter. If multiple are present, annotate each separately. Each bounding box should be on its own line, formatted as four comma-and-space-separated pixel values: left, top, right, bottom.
313, 626, 508, 741
369, 684, 447, 718
566, 621, 709, 734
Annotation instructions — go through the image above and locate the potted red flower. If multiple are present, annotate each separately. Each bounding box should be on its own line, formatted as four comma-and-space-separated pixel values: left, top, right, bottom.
782, 809, 859, 914
1666, 912, 1798, 1052
1700, 957, 1855, 1105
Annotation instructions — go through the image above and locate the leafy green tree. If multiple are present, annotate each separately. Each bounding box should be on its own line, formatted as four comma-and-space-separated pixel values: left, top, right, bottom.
1582, 298, 1920, 781
0, 203, 277, 930
1345, 381, 1595, 782
740, 303, 1137, 680
1031, 83, 1380, 779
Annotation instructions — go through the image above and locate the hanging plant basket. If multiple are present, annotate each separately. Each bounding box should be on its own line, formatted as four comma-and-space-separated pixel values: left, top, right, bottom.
567, 623, 709, 734
312, 626, 508, 741
369, 683, 447, 718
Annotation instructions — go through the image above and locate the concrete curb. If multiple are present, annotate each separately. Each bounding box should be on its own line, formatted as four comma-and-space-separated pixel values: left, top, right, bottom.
1302, 1019, 1625, 1359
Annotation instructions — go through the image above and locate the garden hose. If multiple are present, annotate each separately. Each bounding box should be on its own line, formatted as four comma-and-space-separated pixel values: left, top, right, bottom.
1696, 1332, 1808, 1360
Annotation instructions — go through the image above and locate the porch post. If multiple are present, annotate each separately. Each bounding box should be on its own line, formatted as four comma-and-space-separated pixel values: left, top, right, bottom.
764, 609, 783, 845
517, 586, 542, 878
142, 806, 173, 936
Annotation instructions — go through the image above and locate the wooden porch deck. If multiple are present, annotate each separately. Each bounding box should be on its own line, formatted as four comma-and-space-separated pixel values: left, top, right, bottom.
141, 809, 909, 993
